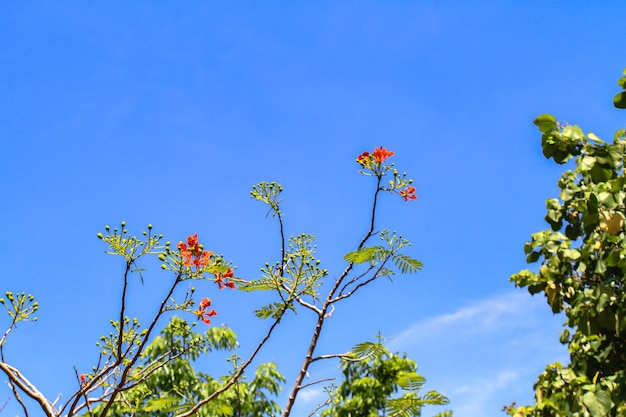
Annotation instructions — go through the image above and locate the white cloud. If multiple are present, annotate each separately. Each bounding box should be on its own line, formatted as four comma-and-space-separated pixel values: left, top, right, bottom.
387, 291, 569, 416
388, 291, 555, 351
450, 369, 520, 416
296, 387, 325, 405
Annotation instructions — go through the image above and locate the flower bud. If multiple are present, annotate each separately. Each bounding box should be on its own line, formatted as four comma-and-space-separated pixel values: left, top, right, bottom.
97, 233, 103, 239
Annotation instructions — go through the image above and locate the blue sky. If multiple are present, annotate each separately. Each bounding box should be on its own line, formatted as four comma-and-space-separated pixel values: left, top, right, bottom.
1, 2, 625, 416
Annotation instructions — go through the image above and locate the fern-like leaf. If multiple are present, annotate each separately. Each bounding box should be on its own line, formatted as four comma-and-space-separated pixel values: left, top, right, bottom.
143, 396, 184, 412
395, 371, 426, 391
343, 247, 379, 264
391, 253, 423, 274
254, 301, 294, 320
347, 341, 386, 361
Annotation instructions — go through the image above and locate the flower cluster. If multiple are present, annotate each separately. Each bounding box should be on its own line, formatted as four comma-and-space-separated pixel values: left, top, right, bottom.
356, 146, 417, 203
194, 297, 217, 325
176, 234, 237, 325
356, 146, 395, 167
178, 233, 213, 270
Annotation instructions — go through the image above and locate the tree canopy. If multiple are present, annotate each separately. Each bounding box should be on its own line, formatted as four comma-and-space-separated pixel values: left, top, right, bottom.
507, 69, 626, 416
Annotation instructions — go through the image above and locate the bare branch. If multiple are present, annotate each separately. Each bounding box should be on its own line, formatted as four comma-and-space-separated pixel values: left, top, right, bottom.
0, 362, 55, 417
298, 377, 335, 391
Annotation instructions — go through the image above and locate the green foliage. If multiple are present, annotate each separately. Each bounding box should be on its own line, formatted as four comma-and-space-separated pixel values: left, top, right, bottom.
343, 230, 423, 276
0, 292, 38, 348
250, 181, 284, 218
98, 222, 163, 264
508, 72, 626, 416
87, 316, 285, 417
0, 292, 38, 326
240, 231, 328, 319
322, 342, 450, 417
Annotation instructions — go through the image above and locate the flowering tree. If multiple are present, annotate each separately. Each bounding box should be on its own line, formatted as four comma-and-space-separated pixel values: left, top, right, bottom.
0, 148, 447, 416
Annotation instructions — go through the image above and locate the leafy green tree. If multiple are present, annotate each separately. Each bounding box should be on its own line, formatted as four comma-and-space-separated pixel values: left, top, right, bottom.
321, 341, 451, 417
507, 70, 626, 416
88, 316, 285, 417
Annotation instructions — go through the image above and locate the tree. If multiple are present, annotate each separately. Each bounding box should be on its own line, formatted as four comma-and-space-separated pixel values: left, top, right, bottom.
0, 147, 447, 416
321, 341, 451, 417
506, 69, 626, 416
87, 316, 285, 417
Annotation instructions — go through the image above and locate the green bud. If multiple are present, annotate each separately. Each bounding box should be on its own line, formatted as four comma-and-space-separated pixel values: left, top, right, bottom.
121, 221, 126, 227
105, 225, 110, 230
161, 264, 167, 269
148, 224, 153, 229
97, 233, 103, 239
158, 254, 166, 261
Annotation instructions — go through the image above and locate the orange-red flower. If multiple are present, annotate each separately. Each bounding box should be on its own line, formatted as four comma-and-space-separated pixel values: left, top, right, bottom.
215, 268, 236, 290
178, 234, 213, 270
195, 297, 217, 324
399, 186, 417, 202
79, 374, 86, 385
372, 147, 394, 163
356, 151, 371, 166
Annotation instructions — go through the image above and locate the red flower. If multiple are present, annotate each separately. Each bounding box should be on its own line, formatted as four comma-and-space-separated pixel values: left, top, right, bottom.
79, 374, 86, 385
399, 186, 417, 202
178, 234, 213, 270
187, 234, 199, 251
195, 297, 218, 325
372, 147, 394, 163
356, 151, 371, 166
215, 268, 236, 290
199, 297, 211, 309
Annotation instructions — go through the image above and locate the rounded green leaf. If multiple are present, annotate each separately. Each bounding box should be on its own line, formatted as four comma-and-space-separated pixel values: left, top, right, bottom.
534, 114, 558, 133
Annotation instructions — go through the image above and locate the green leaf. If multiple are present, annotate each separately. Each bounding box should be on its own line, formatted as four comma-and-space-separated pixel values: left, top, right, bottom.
254, 301, 293, 320
581, 155, 596, 171
583, 389, 613, 417
348, 341, 386, 360
534, 114, 557, 133
589, 164, 613, 182
562, 125, 584, 142
344, 247, 379, 264
587, 133, 605, 145
395, 371, 426, 391
614, 91, 626, 109
143, 396, 183, 412
391, 253, 423, 274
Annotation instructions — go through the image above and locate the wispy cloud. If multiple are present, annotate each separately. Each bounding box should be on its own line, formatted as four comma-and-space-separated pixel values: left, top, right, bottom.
389, 291, 554, 351
387, 291, 569, 416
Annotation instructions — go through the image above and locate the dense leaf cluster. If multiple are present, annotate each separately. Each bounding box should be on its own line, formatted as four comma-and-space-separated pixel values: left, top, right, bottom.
509, 76, 626, 416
